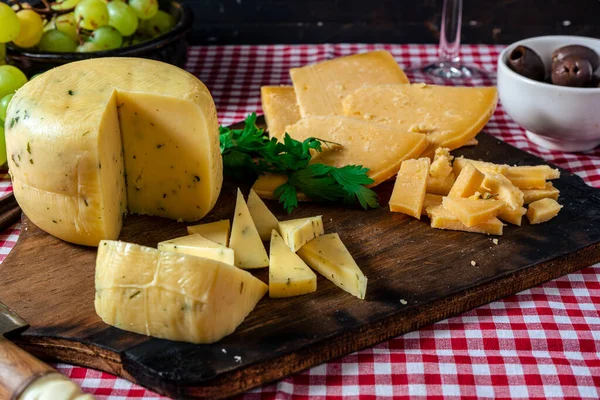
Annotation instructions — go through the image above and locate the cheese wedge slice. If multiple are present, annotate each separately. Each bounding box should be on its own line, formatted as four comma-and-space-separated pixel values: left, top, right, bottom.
453, 157, 509, 176
278, 215, 324, 252
498, 206, 527, 226
480, 173, 524, 210
505, 165, 560, 189
269, 230, 317, 298
522, 182, 560, 204
342, 83, 497, 153
442, 196, 506, 227
247, 189, 279, 241
6, 58, 222, 246
187, 219, 231, 247
281, 116, 428, 187
527, 198, 563, 224
290, 50, 409, 117
95, 240, 267, 344
389, 158, 430, 218
158, 234, 234, 266
297, 233, 367, 299
229, 189, 269, 269
448, 162, 485, 198
261, 86, 301, 139
427, 205, 503, 236
421, 193, 443, 216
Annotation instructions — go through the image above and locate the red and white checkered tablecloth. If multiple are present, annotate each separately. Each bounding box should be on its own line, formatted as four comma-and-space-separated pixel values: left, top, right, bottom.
2, 44, 600, 399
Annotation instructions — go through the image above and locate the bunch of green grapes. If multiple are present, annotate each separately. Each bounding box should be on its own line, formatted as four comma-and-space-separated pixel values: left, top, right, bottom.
0, 0, 176, 54
0, 63, 28, 165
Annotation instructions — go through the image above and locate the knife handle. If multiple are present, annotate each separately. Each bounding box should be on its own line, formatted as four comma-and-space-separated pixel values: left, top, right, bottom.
0, 337, 94, 400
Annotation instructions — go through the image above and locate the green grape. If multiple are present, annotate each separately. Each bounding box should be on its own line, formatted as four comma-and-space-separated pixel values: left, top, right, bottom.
0, 65, 27, 99
129, 0, 158, 20
0, 3, 20, 44
107, 2, 138, 37
13, 10, 43, 48
139, 10, 175, 37
75, 0, 109, 30
0, 93, 13, 122
38, 30, 78, 52
56, 12, 78, 42
51, 0, 81, 12
0, 126, 7, 166
88, 25, 122, 50
30, 73, 42, 80
76, 41, 99, 52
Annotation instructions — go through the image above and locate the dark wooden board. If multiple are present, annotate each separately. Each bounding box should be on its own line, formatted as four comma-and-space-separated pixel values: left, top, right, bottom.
2, 117, 600, 399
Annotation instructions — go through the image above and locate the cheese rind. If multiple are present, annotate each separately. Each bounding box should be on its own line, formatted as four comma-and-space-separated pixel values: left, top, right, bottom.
448, 162, 485, 198
427, 205, 503, 236
95, 240, 267, 344
297, 233, 367, 299
442, 196, 506, 227
261, 86, 301, 139
187, 219, 231, 247
522, 183, 560, 204
247, 189, 279, 241
527, 198, 563, 224
269, 230, 317, 298
278, 215, 324, 252
389, 158, 430, 218
158, 234, 235, 266
291, 50, 409, 117
229, 189, 269, 269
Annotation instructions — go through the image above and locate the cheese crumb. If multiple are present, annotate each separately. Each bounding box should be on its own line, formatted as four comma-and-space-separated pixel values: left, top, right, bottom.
471, 260, 477, 266
234, 355, 242, 363
399, 299, 408, 305
177, 218, 183, 223
492, 238, 499, 245
221, 348, 227, 354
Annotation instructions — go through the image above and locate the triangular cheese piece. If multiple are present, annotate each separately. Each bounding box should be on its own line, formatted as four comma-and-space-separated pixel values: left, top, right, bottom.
158, 234, 234, 265
187, 219, 230, 247
297, 233, 367, 299
269, 230, 317, 298
427, 205, 503, 236
229, 189, 269, 269
448, 162, 485, 198
342, 83, 497, 154
247, 189, 279, 241
442, 196, 506, 227
261, 86, 301, 139
278, 216, 324, 252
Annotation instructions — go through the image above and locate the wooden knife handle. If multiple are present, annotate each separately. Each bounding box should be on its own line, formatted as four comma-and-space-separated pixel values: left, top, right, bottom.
0, 337, 93, 400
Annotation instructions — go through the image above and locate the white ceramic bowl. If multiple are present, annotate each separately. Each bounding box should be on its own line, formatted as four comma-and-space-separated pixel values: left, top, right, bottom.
497, 35, 600, 152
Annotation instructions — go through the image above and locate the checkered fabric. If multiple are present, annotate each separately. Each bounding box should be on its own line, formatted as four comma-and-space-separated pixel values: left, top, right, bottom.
3, 44, 599, 399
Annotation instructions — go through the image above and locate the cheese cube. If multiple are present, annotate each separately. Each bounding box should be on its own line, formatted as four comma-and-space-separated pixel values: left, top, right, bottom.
389, 158, 430, 218
261, 86, 301, 139
269, 230, 317, 298
527, 198, 563, 224
291, 50, 409, 117
442, 196, 506, 227
522, 182, 560, 204
427, 205, 503, 236
453, 157, 509, 176
429, 147, 454, 180
448, 162, 485, 198
498, 206, 527, 226
158, 234, 234, 266
229, 189, 269, 269
247, 189, 279, 241
505, 165, 560, 189
421, 193, 444, 216
297, 233, 367, 299
278, 216, 324, 252
480, 173, 524, 210
426, 172, 456, 196
187, 219, 230, 247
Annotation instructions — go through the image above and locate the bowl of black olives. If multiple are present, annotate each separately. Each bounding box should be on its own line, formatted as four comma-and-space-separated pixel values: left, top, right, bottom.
497, 35, 600, 152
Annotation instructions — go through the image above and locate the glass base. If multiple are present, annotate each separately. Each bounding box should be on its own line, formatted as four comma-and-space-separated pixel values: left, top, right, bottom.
422, 61, 484, 79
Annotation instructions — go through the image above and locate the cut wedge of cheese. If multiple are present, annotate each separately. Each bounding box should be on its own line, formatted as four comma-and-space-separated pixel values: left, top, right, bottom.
290, 50, 409, 117
421, 193, 443, 216
527, 198, 562, 224
498, 206, 527, 226
95, 240, 267, 344
269, 230, 317, 298
158, 234, 234, 266
281, 116, 428, 187
297, 233, 367, 299
453, 157, 509, 176
187, 219, 231, 247
442, 196, 506, 227
480, 173, 524, 210
251, 173, 309, 202
342, 83, 497, 154
247, 189, 279, 241
522, 182, 560, 204
505, 165, 560, 189
6, 58, 222, 246
229, 189, 269, 269
427, 205, 503, 236
278, 215, 324, 252
448, 162, 485, 198
261, 86, 301, 139
389, 158, 430, 218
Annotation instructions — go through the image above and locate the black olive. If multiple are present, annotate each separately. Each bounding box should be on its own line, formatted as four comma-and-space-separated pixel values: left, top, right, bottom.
551, 56, 593, 87
507, 45, 545, 81
552, 45, 599, 72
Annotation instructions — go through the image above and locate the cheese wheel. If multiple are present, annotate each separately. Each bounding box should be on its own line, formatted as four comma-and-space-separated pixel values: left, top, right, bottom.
6, 58, 222, 246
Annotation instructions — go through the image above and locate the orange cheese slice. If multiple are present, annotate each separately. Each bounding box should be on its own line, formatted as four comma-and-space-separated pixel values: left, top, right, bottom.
527, 198, 563, 224
290, 50, 409, 117
389, 158, 430, 218
504, 165, 560, 189
448, 162, 485, 198
442, 196, 506, 227
342, 83, 497, 154
522, 182, 560, 204
498, 206, 527, 226
261, 86, 301, 139
427, 205, 503, 236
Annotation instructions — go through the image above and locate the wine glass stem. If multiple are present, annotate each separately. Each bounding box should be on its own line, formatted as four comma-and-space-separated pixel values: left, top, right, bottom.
438, 0, 463, 64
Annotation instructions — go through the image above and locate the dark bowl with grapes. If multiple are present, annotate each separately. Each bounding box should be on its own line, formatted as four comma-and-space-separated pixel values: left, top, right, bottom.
5, 0, 192, 76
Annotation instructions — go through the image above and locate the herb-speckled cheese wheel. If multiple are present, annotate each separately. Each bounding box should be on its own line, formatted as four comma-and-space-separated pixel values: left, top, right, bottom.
5, 58, 222, 246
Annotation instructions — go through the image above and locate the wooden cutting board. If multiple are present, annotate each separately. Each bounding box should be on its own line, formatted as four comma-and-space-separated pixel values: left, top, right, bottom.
2, 117, 600, 399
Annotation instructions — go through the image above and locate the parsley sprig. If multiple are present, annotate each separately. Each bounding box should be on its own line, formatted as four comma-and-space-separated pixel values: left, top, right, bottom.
220, 113, 379, 213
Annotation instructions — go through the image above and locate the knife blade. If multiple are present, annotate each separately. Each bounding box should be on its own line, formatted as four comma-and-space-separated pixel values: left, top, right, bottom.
0, 301, 95, 400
